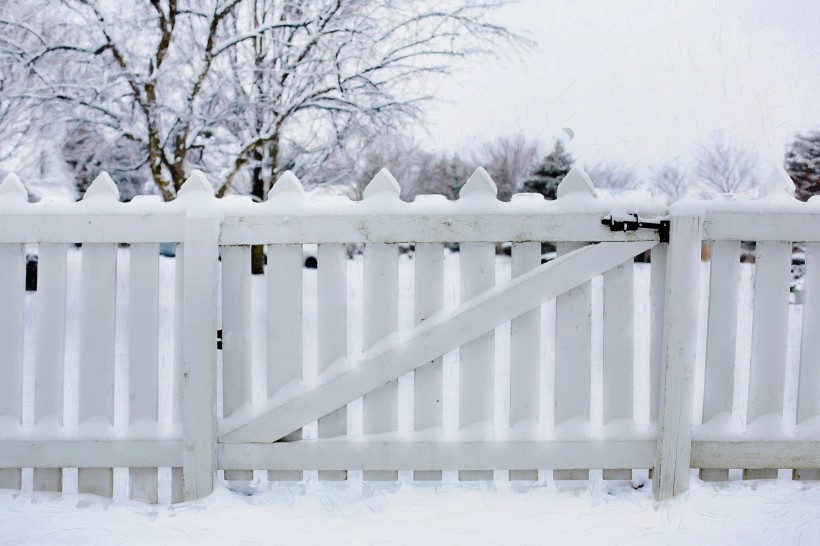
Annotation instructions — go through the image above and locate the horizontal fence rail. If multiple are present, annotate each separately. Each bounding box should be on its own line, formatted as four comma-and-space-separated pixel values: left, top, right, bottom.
0, 166, 818, 503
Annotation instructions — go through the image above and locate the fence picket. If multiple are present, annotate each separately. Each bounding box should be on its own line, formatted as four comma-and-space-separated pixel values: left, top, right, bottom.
173, 245, 184, 427
0, 244, 25, 422
554, 241, 592, 480
0, 176, 26, 490
603, 259, 634, 422
798, 242, 820, 423
77, 242, 118, 497
649, 244, 667, 423
78, 243, 118, 425
414, 242, 444, 481
221, 245, 253, 482
129, 242, 160, 502
509, 242, 541, 481
33, 243, 68, 492
700, 240, 740, 481
170, 243, 185, 502
747, 241, 792, 424
317, 243, 348, 480
602, 258, 635, 480
34, 244, 68, 426
363, 243, 399, 481
267, 243, 304, 481
744, 241, 792, 479
795, 242, 820, 480
181, 211, 219, 500
0, 243, 25, 489
458, 241, 496, 481
703, 241, 741, 422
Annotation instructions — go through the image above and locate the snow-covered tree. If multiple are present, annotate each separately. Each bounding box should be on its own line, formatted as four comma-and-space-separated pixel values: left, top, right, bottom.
521, 139, 574, 200
4, 0, 518, 201
0, 2, 43, 170
61, 126, 147, 201
785, 129, 820, 202
0, 2, 80, 199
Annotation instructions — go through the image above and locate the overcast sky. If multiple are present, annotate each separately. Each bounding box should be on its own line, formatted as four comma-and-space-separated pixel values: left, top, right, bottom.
423, 0, 820, 170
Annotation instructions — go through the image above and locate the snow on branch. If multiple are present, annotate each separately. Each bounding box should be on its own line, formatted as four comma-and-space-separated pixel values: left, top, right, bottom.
1, 0, 524, 202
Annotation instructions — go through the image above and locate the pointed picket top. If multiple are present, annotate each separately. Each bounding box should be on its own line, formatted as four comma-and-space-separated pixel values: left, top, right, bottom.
0, 172, 27, 201
178, 170, 214, 197
459, 167, 497, 198
761, 166, 795, 199
83, 172, 120, 201
268, 170, 305, 199
557, 167, 597, 199
363, 168, 401, 200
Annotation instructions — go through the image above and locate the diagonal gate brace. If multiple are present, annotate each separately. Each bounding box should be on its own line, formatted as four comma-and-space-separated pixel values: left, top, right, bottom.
220, 240, 657, 444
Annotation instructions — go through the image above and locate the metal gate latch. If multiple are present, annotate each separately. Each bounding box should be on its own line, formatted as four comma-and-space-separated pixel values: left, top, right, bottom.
601, 214, 670, 243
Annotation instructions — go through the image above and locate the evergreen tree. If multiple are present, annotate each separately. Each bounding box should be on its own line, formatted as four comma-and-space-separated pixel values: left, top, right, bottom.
785, 130, 820, 201
428, 154, 473, 200
521, 141, 574, 199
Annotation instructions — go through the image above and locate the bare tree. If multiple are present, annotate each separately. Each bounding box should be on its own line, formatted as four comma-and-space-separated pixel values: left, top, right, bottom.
694, 132, 762, 195
647, 159, 692, 201
586, 161, 636, 191
343, 132, 437, 200
340, 132, 475, 201
476, 131, 542, 201
5, 0, 520, 201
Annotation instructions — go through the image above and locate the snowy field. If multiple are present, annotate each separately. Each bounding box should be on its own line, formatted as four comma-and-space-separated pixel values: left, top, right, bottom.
2, 247, 817, 544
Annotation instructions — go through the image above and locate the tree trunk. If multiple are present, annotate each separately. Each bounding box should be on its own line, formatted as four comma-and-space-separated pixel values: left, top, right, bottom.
250, 147, 265, 274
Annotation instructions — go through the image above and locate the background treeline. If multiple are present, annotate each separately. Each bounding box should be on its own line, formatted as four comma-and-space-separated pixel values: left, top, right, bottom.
324, 128, 820, 204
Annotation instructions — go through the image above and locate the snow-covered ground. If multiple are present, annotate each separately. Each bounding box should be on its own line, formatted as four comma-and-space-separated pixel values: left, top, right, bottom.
2, 248, 817, 544
3, 477, 820, 544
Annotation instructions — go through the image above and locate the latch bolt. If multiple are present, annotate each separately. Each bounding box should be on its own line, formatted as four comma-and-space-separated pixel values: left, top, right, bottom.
601, 214, 670, 243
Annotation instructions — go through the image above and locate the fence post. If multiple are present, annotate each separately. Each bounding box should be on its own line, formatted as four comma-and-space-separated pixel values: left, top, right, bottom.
179, 172, 220, 501
653, 213, 703, 501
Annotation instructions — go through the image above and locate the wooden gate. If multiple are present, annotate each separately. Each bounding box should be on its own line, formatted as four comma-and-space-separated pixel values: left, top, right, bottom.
212, 167, 688, 497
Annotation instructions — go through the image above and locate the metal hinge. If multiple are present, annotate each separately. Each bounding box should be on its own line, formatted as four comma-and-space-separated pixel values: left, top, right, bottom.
601, 214, 670, 243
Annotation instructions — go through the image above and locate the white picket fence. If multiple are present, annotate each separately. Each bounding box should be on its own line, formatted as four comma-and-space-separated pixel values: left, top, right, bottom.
0, 165, 818, 504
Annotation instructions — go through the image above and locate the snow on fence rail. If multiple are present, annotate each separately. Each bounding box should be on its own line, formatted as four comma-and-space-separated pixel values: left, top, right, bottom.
0, 166, 818, 504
